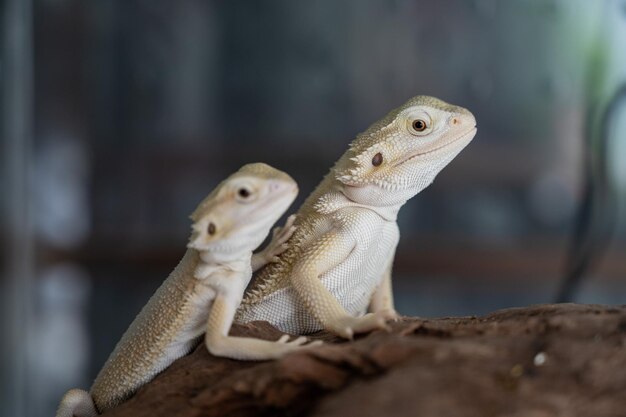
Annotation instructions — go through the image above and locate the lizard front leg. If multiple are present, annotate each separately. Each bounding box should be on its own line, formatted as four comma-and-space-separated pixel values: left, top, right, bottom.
205, 278, 320, 360
368, 257, 400, 320
290, 230, 395, 339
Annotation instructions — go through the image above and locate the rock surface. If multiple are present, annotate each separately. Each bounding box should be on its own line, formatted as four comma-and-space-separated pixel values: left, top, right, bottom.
103, 304, 626, 417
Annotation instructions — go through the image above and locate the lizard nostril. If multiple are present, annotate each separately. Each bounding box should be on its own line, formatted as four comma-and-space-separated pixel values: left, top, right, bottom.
450, 117, 460, 126
269, 181, 286, 193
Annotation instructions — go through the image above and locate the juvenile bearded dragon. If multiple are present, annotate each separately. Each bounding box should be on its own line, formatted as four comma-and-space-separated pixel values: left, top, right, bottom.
236, 96, 477, 338
56, 163, 317, 417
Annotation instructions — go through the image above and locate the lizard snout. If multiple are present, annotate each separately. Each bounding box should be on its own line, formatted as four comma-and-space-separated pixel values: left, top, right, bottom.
448, 110, 476, 129
269, 179, 298, 195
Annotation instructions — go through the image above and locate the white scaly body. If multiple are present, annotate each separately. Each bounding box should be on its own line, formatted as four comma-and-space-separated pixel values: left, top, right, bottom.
238, 198, 400, 334
56, 163, 316, 417
237, 96, 477, 338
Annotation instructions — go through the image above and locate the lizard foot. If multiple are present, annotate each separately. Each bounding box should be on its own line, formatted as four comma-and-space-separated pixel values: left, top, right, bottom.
263, 334, 323, 358
256, 214, 298, 264
377, 308, 400, 322
276, 334, 323, 347
328, 310, 395, 339
207, 334, 322, 361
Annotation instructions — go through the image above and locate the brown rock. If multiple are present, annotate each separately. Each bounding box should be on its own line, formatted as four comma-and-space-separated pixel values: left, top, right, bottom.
102, 304, 626, 417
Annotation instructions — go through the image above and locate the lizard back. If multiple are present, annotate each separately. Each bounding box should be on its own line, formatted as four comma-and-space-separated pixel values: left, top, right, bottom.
90, 250, 206, 412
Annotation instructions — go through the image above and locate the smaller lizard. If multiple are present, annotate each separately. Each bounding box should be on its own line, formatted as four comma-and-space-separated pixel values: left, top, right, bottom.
56, 163, 317, 417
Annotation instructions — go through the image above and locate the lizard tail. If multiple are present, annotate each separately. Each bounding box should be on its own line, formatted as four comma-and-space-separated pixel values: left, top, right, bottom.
56, 389, 98, 417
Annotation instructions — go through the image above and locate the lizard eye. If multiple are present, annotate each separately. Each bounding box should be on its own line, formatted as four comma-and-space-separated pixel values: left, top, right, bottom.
207, 222, 217, 235
235, 184, 257, 203
237, 187, 251, 199
372, 152, 383, 167
411, 119, 428, 132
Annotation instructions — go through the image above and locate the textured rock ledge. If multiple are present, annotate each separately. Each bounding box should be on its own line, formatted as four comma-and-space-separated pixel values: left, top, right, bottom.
103, 304, 626, 417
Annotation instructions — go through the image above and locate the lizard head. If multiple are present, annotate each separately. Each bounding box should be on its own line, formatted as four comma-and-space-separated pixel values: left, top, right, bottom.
187, 163, 298, 253
334, 96, 477, 206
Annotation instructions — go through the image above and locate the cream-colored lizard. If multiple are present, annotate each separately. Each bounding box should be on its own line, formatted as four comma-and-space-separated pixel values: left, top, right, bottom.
56, 163, 318, 417
236, 96, 477, 339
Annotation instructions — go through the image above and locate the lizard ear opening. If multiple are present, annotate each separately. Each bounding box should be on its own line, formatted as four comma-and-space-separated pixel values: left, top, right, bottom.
187, 219, 219, 249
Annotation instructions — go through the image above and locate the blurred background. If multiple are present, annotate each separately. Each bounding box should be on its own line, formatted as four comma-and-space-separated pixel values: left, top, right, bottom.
1, 0, 625, 416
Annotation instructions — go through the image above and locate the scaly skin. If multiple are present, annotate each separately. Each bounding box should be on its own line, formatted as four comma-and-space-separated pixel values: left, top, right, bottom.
236, 96, 477, 339
56, 163, 318, 417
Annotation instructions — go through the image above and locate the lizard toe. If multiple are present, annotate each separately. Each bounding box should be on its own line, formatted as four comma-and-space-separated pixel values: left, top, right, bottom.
288, 336, 309, 346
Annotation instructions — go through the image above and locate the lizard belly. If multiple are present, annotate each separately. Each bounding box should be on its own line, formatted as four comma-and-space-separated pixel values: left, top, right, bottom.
237, 217, 399, 334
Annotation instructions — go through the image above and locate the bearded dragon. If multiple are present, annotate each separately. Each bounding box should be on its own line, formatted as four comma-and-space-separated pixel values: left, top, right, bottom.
56, 163, 318, 417
236, 96, 477, 339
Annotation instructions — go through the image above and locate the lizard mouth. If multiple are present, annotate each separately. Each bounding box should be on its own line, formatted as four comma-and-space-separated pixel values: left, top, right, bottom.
393, 126, 477, 168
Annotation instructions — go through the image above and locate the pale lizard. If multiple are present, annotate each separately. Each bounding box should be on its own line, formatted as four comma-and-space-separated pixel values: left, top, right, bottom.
236, 96, 477, 339
56, 163, 318, 417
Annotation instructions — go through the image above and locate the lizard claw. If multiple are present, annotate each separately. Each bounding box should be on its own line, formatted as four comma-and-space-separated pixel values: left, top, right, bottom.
289, 336, 309, 346
283, 214, 297, 230
376, 308, 400, 324
344, 327, 354, 340
387, 309, 401, 322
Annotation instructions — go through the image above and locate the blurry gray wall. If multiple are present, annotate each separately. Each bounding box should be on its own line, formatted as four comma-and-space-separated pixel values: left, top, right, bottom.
1, 1, 625, 416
